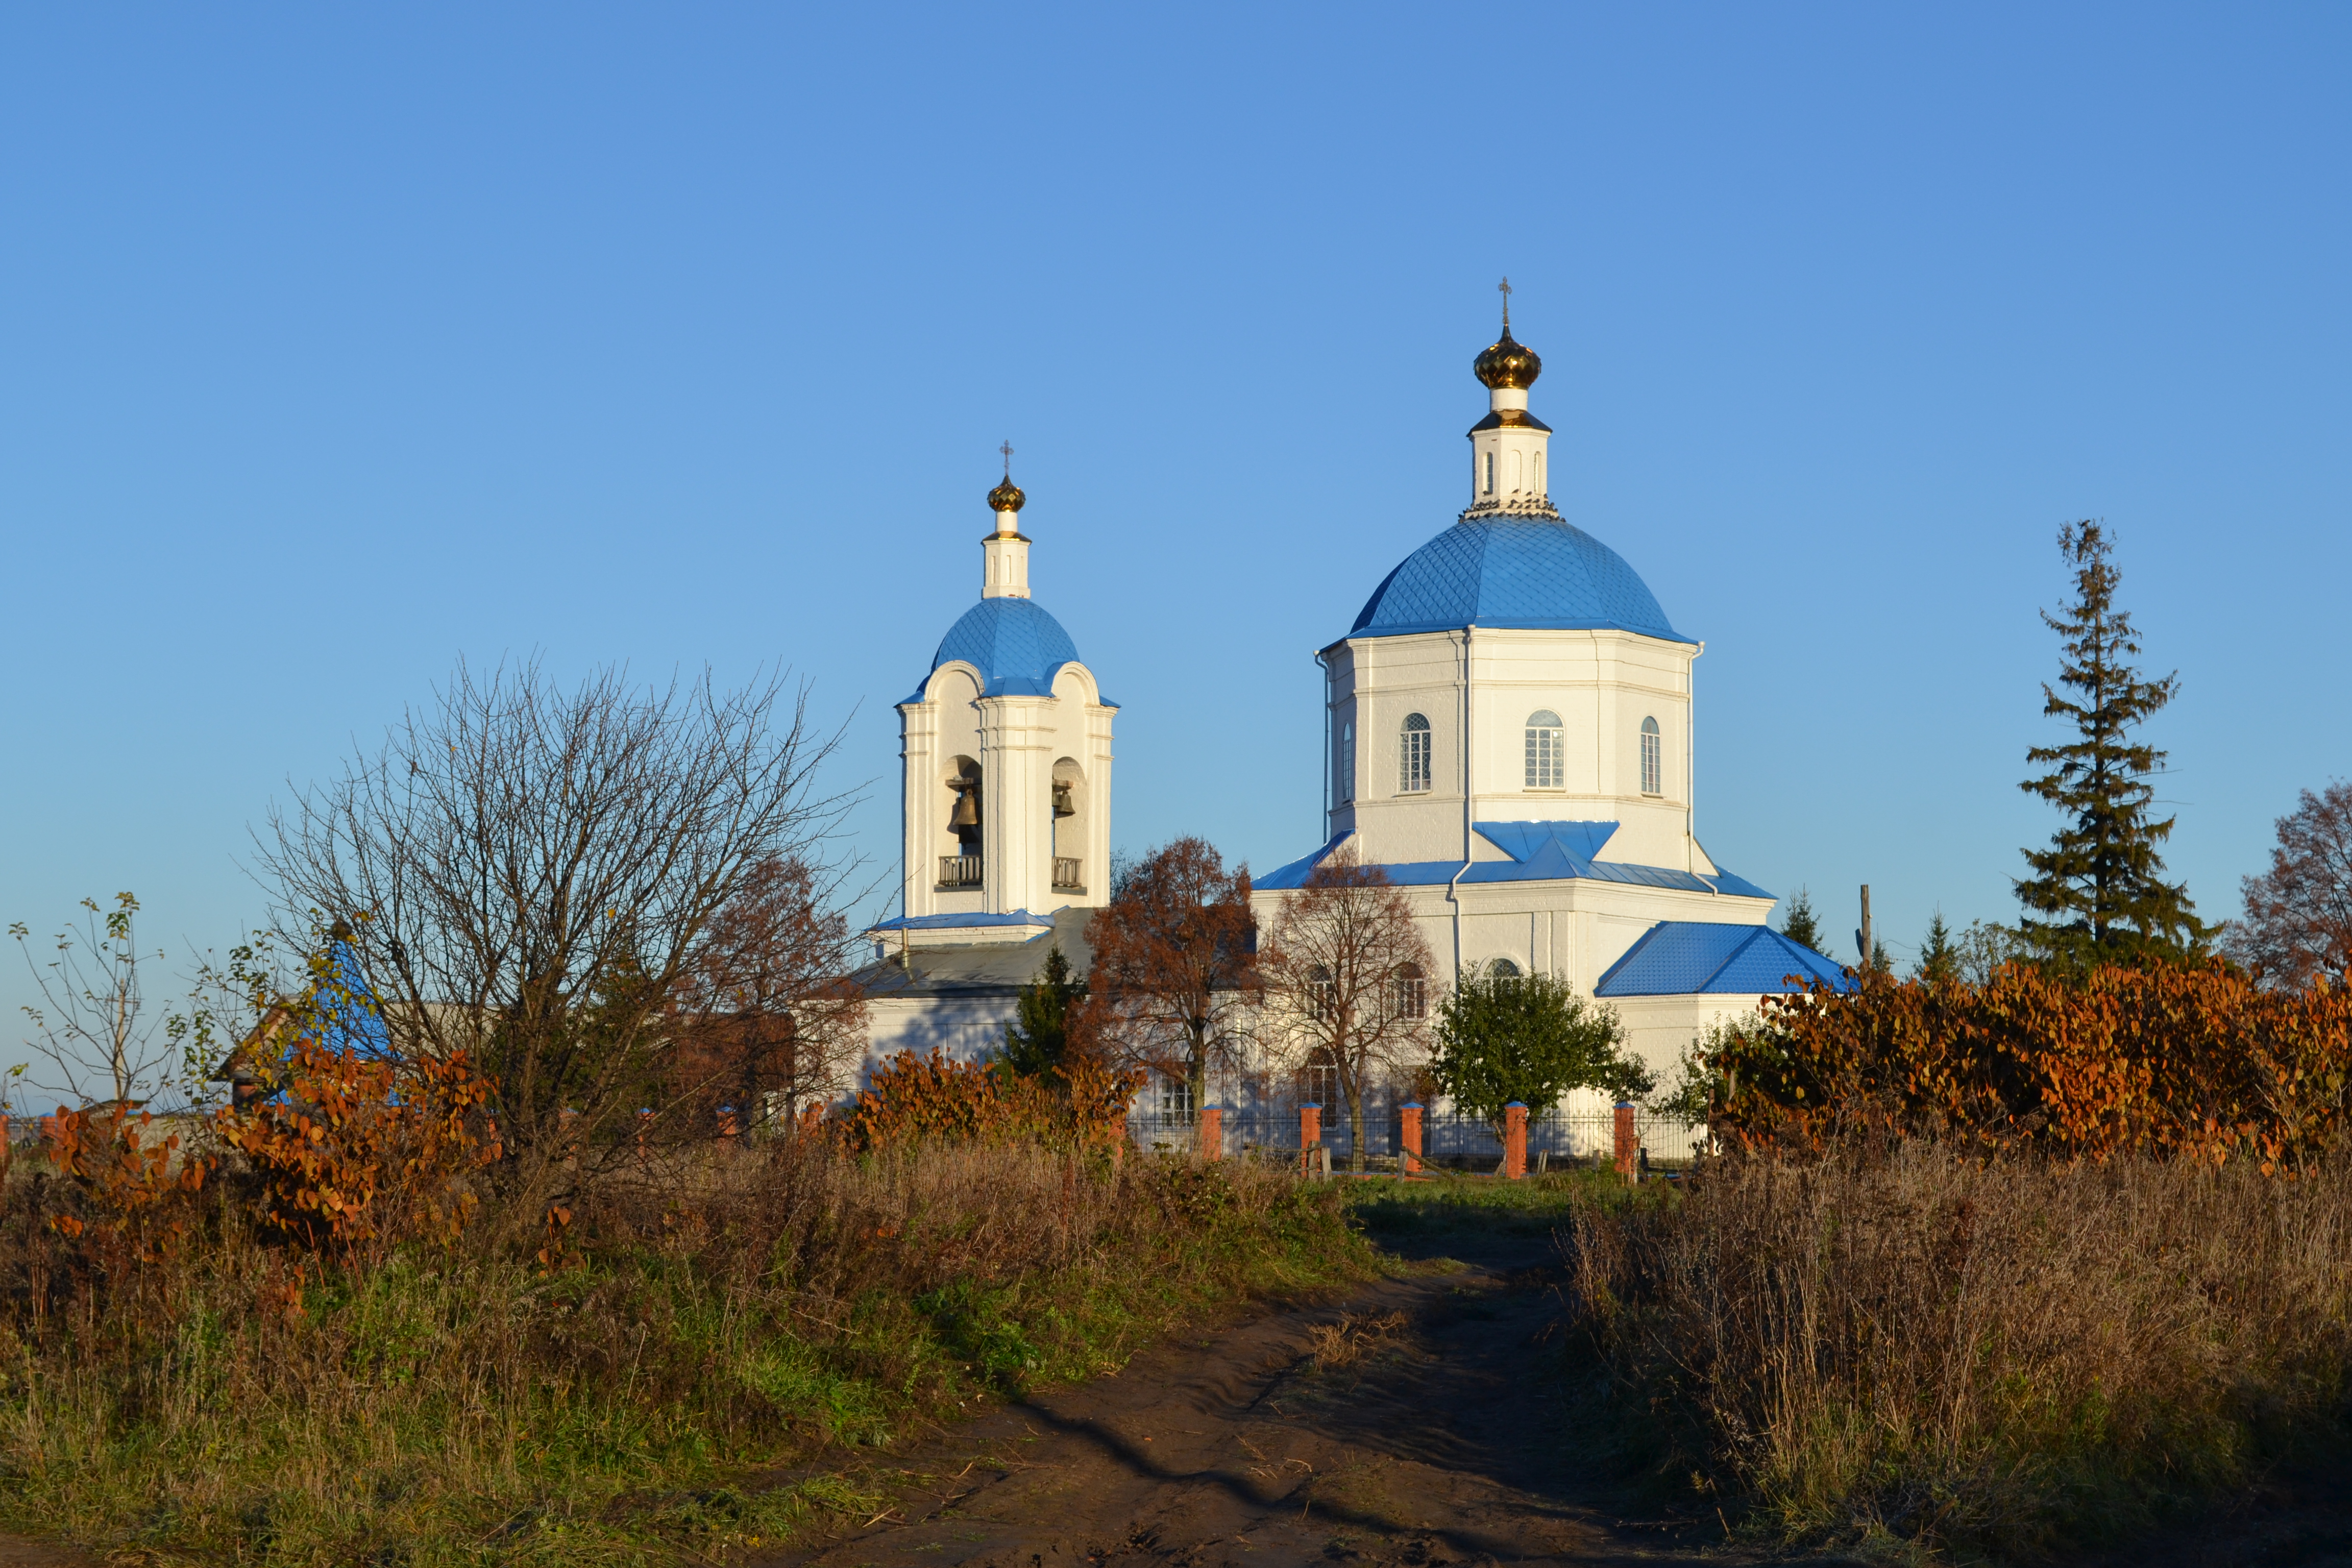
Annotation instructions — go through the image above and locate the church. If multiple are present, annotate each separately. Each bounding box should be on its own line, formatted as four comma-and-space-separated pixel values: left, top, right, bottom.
855, 305, 1842, 1134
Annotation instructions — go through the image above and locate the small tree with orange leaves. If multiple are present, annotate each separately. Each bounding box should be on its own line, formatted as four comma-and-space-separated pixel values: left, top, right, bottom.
1083, 837, 1259, 1117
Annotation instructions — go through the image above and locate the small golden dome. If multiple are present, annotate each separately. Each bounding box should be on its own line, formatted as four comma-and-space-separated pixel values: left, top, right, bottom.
988, 476, 1026, 513
1474, 328, 1542, 390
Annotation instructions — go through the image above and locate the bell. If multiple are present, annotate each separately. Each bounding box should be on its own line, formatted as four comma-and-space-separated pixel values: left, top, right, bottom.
1052, 781, 1075, 818
949, 785, 980, 828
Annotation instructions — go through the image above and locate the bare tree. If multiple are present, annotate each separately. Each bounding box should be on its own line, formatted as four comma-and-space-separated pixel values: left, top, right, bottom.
1258, 850, 1434, 1172
670, 854, 868, 1128
255, 658, 861, 1224
9, 892, 186, 1107
2226, 780, 2352, 989
1083, 837, 1258, 1116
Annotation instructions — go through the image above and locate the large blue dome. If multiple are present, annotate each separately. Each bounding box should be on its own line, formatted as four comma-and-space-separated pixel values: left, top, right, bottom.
925, 597, 1082, 697
1350, 516, 1687, 643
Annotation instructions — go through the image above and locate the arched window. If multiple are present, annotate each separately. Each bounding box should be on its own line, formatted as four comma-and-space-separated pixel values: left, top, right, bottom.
1399, 712, 1432, 793
1483, 451, 1495, 495
1533, 450, 1543, 493
1507, 449, 1522, 493
1337, 720, 1356, 803
1486, 957, 1522, 981
1392, 962, 1426, 1019
1640, 716, 1662, 796
1308, 963, 1335, 1024
1524, 709, 1563, 790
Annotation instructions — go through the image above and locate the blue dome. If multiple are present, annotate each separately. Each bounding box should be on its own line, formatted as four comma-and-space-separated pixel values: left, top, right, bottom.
1350, 517, 1687, 642
926, 597, 1082, 697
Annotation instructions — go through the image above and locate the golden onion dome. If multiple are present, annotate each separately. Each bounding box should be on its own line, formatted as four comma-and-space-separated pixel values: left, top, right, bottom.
1474, 328, 1542, 390
987, 476, 1026, 513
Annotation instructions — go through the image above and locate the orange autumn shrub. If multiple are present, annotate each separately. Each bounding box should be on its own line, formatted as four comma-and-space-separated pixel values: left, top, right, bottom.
38, 1102, 210, 1259
837, 1049, 1144, 1154
1711, 961, 2352, 1168
216, 1035, 500, 1255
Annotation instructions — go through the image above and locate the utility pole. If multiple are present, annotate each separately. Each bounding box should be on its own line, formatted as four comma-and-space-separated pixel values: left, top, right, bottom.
1854, 885, 1873, 973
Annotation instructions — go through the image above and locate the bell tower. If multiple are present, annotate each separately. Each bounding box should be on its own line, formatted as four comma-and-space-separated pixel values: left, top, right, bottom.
878, 462, 1117, 947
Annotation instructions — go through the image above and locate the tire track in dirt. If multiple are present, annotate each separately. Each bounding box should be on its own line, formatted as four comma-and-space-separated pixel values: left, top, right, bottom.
760, 1231, 1732, 1567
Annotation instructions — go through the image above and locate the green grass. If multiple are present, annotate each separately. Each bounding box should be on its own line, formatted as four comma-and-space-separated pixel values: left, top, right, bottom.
0, 1144, 1374, 1565
1344, 1168, 1673, 1246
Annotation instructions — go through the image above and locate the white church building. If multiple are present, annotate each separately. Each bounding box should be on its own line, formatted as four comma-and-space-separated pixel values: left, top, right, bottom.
856, 309, 1842, 1136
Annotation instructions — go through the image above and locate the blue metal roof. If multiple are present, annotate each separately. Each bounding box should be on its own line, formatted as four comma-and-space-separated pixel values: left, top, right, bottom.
867, 909, 1058, 933
1348, 516, 1687, 643
1253, 822, 1773, 900
919, 597, 1086, 699
1595, 921, 1853, 997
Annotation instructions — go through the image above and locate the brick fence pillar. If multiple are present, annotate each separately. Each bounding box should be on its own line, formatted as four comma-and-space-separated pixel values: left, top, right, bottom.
1298, 1103, 1321, 1176
1399, 1102, 1424, 1176
1503, 1102, 1528, 1181
1199, 1106, 1223, 1162
717, 1105, 739, 1144
1614, 1101, 1638, 1179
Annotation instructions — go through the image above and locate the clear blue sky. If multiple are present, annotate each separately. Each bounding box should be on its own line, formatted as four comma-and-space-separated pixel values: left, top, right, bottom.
4, 4, 2347, 1027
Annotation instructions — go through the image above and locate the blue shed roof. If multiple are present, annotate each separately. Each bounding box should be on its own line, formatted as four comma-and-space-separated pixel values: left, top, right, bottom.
1595, 921, 1853, 997
1253, 822, 1773, 901
1348, 516, 1688, 643
919, 597, 1090, 700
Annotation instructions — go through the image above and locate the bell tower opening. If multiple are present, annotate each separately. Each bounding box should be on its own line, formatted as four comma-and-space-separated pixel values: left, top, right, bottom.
941, 757, 983, 888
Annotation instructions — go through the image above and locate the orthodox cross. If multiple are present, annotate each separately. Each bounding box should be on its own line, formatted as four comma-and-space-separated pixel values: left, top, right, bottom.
999, 440, 1014, 477
1498, 276, 1512, 331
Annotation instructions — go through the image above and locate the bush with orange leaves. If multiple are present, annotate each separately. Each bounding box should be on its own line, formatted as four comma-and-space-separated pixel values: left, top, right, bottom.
37, 1102, 210, 1262
215, 1036, 501, 1256
836, 1049, 1144, 1154
1710, 961, 2352, 1168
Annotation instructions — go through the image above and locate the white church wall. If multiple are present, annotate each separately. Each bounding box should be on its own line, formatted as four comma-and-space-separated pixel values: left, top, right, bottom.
859, 996, 1016, 1087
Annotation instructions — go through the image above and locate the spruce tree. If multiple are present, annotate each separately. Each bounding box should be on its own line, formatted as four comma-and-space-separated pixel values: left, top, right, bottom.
2016, 521, 2205, 965
1914, 912, 1959, 984
1777, 887, 1829, 957
999, 944, 1087, 1080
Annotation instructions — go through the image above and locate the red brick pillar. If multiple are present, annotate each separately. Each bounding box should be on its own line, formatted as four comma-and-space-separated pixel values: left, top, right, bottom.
1199, 1106, 1223, 1162
636, 1107, 654, 1164
1298, 1103, 1321, 1175
1614, 1102, 1638, 1179
1399, 1102, 1424, 1176
717, 1105, 739, 1143
1503, 1102, 1528, 1180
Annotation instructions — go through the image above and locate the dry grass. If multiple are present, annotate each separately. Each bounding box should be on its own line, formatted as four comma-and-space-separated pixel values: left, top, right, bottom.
0, 1140, 1366, 1564
1567, 1143, 2352, 1560
1305, 1310, 1408, 1371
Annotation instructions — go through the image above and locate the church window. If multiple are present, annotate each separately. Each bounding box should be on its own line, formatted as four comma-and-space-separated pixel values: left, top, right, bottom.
1507, 449, 1522, 492
1533, 450, 1542, 492
1483, 451, 1494, 495
1392, 962, 1426, 1019
1157, 1074, 1194, 1122
1640, 716, 1662, 795
1524, 709, 1563, 790
1486, 957, 1522, 981
1338, 720, 1355, 802
1399, 713, 1431, 793
1307, 964, 1335, 1024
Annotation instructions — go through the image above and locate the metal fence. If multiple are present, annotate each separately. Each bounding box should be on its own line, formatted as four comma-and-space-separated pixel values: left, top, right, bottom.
1128, 1105, 1705, 1169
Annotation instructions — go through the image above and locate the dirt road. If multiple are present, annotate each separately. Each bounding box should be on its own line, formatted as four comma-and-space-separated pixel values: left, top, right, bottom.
762, 1219, 1731, 1568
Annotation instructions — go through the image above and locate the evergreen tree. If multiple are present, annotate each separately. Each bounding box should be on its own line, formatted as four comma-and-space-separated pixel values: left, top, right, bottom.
1914, 912, 1959, 984
2016, 521, 2205, 965
999, 944, 1087, 1080
1778, 887, 1830, 957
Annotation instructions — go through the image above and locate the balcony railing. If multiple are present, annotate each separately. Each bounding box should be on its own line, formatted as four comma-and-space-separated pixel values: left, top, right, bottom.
1052, 856, 1084, 891
937, 854, 982, 888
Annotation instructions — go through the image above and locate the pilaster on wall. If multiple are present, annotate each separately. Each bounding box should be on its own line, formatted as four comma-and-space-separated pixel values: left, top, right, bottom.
1085, 701, 1116, 905
898, 700, 940, 919
979, 695, 1057, 915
